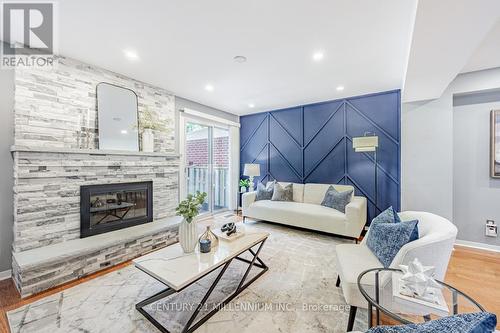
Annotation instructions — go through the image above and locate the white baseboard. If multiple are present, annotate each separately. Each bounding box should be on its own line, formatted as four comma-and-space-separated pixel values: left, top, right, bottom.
455, 239, 500, 253
0, 269, 12, 281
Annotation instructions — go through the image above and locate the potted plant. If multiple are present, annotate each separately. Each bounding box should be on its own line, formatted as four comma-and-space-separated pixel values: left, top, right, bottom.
138, 107, 169, 152
239, 179, 250, 192
175, 191, 207, 253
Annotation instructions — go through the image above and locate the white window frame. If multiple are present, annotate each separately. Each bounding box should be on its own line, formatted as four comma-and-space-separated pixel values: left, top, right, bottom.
179, 109, 239, 215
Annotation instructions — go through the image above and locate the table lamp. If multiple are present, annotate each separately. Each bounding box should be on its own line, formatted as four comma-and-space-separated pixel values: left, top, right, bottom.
243, 163, 260, 191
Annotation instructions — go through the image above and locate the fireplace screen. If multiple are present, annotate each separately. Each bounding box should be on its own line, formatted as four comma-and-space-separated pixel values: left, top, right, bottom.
80, 181, 153, 238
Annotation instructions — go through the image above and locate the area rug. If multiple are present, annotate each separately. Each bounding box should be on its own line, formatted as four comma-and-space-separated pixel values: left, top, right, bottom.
7, 220, 367, 333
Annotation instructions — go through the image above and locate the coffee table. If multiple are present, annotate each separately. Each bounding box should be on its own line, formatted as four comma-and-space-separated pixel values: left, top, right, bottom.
133, 231, 269, 333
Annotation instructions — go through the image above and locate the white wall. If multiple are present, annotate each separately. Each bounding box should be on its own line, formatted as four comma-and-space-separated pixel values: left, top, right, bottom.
0, 68, 14, 273
402, 92, 453, 220
402, 67, 500, 247
453, 98, 500, 247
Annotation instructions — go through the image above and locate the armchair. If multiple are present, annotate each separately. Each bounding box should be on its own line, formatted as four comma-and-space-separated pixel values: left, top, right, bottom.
335, 211, 458, 331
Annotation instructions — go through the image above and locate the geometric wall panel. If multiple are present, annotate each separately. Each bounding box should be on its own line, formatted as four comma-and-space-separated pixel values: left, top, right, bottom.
240, 90, 401, 224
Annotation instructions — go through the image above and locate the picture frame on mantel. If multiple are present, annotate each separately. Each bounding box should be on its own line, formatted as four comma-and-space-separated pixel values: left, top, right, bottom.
490, 110, 500, 178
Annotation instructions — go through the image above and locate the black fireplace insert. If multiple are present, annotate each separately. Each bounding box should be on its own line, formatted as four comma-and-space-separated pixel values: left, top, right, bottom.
80, 181, 153, 238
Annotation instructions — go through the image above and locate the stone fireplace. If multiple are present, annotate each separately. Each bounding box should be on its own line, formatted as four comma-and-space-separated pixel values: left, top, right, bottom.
80, 181, 153, 238
10, 56, 182, 297
11, 147, 181, 297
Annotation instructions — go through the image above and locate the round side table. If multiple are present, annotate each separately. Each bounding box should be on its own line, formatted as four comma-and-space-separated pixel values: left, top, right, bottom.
357, 267, 485, 328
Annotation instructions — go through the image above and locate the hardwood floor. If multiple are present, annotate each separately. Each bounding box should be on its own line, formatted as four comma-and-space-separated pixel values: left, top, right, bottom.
375, 245, 500, 329
0, 223, 499, 332
445, 245, 500, 318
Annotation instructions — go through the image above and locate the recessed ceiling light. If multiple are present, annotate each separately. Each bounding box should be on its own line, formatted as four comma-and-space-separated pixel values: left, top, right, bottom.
205, 84, 214, 92
123, 49, 139, 61
312, 52, 324, 61
234, 55, 247, 63
248, 103, 255, 108
120, 130, 128, 134
336, 85, 345, 91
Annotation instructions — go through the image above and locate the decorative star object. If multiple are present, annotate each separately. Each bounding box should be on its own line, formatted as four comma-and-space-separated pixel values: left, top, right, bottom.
399, 258, 441, 297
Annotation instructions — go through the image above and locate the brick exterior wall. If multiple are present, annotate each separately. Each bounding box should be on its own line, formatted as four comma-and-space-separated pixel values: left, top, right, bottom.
214, 136, 229, 167
186, 138, 208, 166
186, 136, 229, 167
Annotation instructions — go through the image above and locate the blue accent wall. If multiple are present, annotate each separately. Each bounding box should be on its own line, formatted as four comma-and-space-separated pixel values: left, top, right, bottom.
240, 90, 401, 223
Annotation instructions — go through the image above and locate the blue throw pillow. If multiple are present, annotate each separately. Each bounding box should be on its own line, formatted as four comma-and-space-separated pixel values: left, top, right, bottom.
320, 185, 353, 213
366, 312, 497, 333
367, 219, 419, 268
372, 206, 419, 242
372, 206, 401, 224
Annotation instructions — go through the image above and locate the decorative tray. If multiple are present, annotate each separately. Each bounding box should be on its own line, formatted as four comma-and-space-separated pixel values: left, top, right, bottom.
213, 225, 246, 241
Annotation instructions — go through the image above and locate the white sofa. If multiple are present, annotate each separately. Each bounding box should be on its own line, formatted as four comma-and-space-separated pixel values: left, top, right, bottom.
336, 211, 458, 331
242, 182, 367, 239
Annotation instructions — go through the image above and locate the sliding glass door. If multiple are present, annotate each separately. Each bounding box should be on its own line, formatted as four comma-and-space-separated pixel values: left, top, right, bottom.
185, 122, 210, 214
184, 121, 229, 214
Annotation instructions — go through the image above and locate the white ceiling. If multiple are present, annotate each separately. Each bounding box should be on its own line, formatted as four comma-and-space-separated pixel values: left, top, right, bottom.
402, 0, 500, 103
57, 0, 417, 115
461, 19, 500, 74
37, 0, 500, 114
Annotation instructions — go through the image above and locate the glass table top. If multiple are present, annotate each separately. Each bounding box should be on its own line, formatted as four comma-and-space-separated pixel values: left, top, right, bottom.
357, 268, 485, 325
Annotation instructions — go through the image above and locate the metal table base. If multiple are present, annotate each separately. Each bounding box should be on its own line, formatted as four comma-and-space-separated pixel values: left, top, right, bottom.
136, 239, 268, 333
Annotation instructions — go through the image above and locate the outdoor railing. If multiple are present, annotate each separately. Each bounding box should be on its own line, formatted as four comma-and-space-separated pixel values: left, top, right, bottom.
186, 166, 229, 210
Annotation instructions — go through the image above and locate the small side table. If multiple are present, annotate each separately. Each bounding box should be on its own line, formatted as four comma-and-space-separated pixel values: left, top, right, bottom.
357, 268, 485, 328
236, 191, 246, 216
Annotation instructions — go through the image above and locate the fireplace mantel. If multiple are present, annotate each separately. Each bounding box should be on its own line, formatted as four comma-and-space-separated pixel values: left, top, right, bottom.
11, 145, 180, 158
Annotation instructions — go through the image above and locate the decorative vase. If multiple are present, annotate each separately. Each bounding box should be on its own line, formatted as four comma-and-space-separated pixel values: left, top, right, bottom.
142, 128, 154, 152
178, 219, 198, 253
199, 225, 219, 249
240, 186, 247, 193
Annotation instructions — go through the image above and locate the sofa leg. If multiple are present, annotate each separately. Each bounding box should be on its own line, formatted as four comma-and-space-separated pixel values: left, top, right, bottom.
347, 306, 357, 332
336, 275, 341, 287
